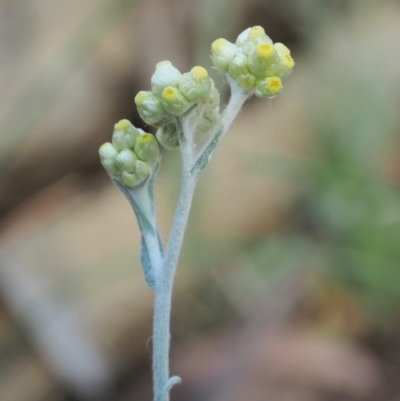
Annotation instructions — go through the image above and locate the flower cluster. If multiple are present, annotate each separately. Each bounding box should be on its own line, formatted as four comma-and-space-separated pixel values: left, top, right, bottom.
134, 61, 220, 150
99, 119, 159, 187
99, 26, 294, 189
211, 26, 294, 98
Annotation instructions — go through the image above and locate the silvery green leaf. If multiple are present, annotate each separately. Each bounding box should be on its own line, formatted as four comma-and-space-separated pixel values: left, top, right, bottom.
140, 237, 156, 289
191, 126, 223, 175
155, 376, 182, 401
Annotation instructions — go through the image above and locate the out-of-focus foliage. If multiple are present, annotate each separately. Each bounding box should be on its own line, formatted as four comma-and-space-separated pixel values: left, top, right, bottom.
244, 1, 400, 326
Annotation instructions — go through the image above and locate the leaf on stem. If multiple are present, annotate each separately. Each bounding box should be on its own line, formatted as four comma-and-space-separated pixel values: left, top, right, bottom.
140, 237, 156, 289
190, 125, 223, 175
156, 376, 182, 401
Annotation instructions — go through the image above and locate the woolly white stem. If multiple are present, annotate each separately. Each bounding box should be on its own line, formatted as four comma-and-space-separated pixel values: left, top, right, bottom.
152, 140, 197, 401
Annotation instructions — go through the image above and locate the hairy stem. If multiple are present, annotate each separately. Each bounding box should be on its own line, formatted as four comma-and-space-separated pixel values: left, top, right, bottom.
152, 148, 197, 401
191, 78, 250, 176
151, 80, 248, 401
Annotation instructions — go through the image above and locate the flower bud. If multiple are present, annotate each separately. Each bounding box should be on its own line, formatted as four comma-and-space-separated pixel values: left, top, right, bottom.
156, 123, 179, 150
235, 74, 257, 90
151, 61, 182, 96
99, 142, 119, 175
228, 52, 249, 79
135, 91, 166, 125
273, 43, 295, 79
116, 149, 138, 173
274, 43, 291, 56
161, 86, 191, 116
248, 26, 270, 41
228, 53, 256, 90
255, 76, 283, 98
135, 160, 152, 179
238, 26, 273, 56
179, 66, 212, 102
111, 119, 141, 151
277, 53, 295, 79
135, 133, 160, 163
121, 171, 139, 187
248, 42, 279, 77
211, 38, 237, 72
235, 28, 251, 48
99, 142, 118, 160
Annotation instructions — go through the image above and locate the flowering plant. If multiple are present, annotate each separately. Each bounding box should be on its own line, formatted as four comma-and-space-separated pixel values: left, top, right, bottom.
99, 26, 294, 401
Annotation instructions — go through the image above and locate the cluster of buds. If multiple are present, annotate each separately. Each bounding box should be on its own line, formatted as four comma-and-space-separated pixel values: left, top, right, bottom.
100, 26, 294, 188
211, 26, 294, 98
134, 61, 220, 150
99, 119, 159, 187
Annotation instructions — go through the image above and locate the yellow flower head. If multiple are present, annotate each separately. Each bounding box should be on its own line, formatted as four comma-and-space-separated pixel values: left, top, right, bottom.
256, 43, 275, 59
162, 87, 179, 103
282, 54, 295, 69
114, 119, 131, 131
266, 76, 282, 94
134, 91, 165, 125
255, 76, 283, 98
191, 66, 208, 80
211, 38, 237, 72
249, 26, 265, 39
161, 86, 190, 116
134, 91, 148, 107
211, 38, 227, 52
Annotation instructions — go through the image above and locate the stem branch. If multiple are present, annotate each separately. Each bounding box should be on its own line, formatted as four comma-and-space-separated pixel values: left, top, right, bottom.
191, 77, 250, 175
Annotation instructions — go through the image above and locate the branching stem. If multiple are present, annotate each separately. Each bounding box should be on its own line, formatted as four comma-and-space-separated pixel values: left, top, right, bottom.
151, 79, 249, 401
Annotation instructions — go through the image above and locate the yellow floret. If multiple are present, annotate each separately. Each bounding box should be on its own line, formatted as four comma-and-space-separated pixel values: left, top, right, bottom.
114, 119, 131, 131
134, 91, 148, 106
137, 133, 153, 144
249, 26, 265, 39
191, 66, 208, 79
281, 54, 295, 69
162, 87, 179, 102
266, 77, 282, 93
211, 38, 226, 52
256, 43, 275, 59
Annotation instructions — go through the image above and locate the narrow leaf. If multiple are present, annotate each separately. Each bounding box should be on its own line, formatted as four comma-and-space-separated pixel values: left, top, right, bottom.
156, 376, 182, 401
191, 126, 223, 175
140, 237, 156, 290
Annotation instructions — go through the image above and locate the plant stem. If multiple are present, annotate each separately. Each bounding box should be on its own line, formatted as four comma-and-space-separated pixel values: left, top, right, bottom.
152, 152, 197, 401
151, 80, 248, 401
209, 77, 251, 153
191, 78, 250, 175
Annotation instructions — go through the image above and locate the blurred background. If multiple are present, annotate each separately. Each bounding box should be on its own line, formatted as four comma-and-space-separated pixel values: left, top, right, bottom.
1, 0, 400, 400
